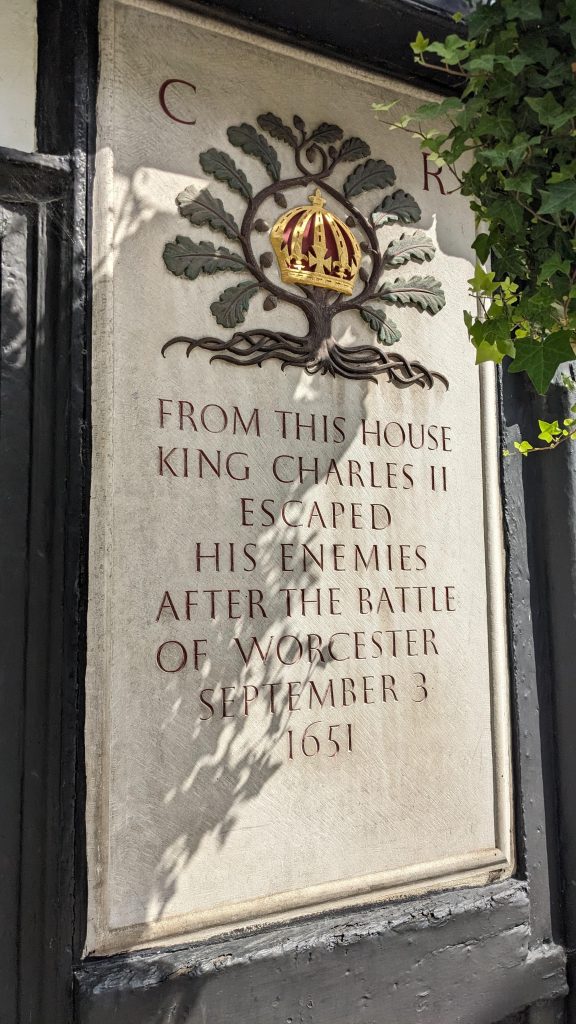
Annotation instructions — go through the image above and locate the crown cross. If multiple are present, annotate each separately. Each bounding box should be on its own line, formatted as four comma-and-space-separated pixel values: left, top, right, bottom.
309, 187, 326, 208
308, 244, 332, 275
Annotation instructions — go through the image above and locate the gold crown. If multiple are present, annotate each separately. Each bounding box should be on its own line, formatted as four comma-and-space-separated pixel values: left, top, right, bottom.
270, 188, 361, 296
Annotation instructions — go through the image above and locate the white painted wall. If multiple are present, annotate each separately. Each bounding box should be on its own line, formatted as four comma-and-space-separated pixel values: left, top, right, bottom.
0, 0, 37, 152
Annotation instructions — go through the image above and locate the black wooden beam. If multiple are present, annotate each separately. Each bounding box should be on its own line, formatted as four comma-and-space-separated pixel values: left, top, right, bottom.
188, 0, 466, 93
75, 880, 566, 1024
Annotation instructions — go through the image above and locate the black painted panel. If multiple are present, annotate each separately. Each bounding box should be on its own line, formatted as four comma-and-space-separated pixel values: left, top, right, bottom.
195, 0, 465, 92
0, 166, 80, 1023
75, 880, 567, 1023
0, 202, 34, 1024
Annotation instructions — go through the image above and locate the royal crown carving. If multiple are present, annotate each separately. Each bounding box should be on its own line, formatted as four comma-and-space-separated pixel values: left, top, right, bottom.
270, 188, 361, 296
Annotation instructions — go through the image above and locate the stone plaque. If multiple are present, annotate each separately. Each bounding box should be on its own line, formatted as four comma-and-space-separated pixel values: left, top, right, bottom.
86, 0, 513, 955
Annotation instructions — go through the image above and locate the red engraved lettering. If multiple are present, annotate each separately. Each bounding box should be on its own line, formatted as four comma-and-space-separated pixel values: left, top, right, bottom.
159, 79, 197, 124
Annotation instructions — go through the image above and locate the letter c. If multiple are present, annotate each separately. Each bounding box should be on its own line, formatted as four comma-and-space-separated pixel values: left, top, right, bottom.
327, 632, 350, 662
159, 79, 197, 124
281, 501, 303, 527
273, 455, 295, 484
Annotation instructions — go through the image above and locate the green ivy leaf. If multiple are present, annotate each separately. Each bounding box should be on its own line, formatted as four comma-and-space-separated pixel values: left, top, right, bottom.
256, 112, 298, 148
537, 418, 562, 442
538, 181, 576, 216
475, 340, 506, 365
501, 170, 537, 195
227, 123, 281, 181
378, 275, 446, 314
410, 30, 430, 55
514, 440, 535, 456
468, 264, 498, 296
176, 187, 240, 239
163, 238, 247, 279
509, 331, 575, 393
472, 233, 491, 264
488, 198, 524, 234
525, 94, 576, 129
506, 0, 542, 20
199, 149, 253, 200
426, 34, 472, 65
467, 54, 498, 73
497, 54, 533, 74
547, 161, 576, 184
384, 230, 435, 265
338, 137, 371, 162
359, 306, 401, 345
536, 253, 571, 284
371, 101, 398, 113
468, 314, 516, 359
343, 159, 395, 198
536, 64, 568, 88
210, 281, 260, 328
372, 189, 422, 226
412, 97, 464, 120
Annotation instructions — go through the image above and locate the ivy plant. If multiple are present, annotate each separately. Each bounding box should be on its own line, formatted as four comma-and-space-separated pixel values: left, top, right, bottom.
374, 0, 576, 453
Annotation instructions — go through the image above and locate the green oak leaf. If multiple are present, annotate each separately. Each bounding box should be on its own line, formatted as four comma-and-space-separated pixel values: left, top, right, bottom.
343, 159, 395, 198
199, 149, 253, 200
256, 112, 298, 148
227, 123, 281, 181
508, 331, 575, 393
384, 231, 435, 266
359, 306, 401, 345
308, 122, 344, 144
378, 275, 446, 314
372, 190, 421, 226
176, 187, 240, 239
163, 238, 246, 279
337, 137, 371, 162
210, 281, 260, 328
538, 181, 576, 217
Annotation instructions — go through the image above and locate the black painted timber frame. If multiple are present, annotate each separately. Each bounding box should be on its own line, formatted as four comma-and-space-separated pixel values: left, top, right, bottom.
1, 0, 575, 1021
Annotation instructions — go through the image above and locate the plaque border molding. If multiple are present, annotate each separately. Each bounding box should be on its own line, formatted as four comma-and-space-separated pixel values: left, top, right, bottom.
85, 0, 514, 956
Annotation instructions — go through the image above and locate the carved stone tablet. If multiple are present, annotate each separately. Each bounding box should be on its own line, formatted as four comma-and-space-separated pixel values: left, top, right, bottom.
86, 0, 513, 955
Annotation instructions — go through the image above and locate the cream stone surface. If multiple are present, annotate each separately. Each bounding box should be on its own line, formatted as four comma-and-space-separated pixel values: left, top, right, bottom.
0, 0, 37, 152
86, 0, 513, 955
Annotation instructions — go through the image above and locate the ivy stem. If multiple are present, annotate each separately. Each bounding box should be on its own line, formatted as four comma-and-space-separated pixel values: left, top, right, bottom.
521, 431, 576, 455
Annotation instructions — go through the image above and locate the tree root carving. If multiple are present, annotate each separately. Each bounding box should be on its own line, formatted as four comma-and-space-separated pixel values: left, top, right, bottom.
162, 331, 448, 391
